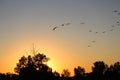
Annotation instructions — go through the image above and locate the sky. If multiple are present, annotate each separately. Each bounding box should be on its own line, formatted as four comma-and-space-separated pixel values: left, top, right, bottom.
0, 0, 120, 75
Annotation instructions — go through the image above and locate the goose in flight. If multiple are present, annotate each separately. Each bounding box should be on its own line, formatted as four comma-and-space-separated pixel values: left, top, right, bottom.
111, 25, 115, 27
95, 32, 98, 34
80, 22, 85, 24
110, 29, 113, 31
65, 23, 71, 26
117, 24, 120, 26
89, 30, 92, 32
102, 31, 106, 33
88, 45, 91, 47
116, 21, 120, 24
52, 27, 59, 31
118, 12, 120, 15
91, 41, 96, 43
113, 10, 118, 13
61, 24, 65, 26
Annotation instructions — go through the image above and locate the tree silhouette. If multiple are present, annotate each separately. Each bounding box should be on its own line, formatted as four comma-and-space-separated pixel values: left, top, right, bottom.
0, 73, 18, 80
14, 53, 49, 74
86, 61, 108, 80
74, 66, 85, 80
105, 62, 120, 80
53, 71, 60, 77
74, 66, 85, 76
61, 69, 70, 78
14, 56, 28, 73
53, 71, 60, 80
113, 62, 120, 73
1, 60, 120, 80
92, 61, 107, 74
14, 53, 53, 80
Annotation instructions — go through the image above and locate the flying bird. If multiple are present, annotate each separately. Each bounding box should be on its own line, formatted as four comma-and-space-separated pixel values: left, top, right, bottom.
117, 24, 120, 26
118, 13, 120, 15
113, 10, 118, 13
102, 31, 106, 33
52, 27, 59, 31
91, 41, 96, 43
65, 23, 71, 26
110, 29, 113, 31
111, 25, 115, 27
95, 32, 98, 34
88, 45, 91, 47
116, 21, 120, 24
80, 22, 85, 24
89, 30, 92, 32
61, 24, 65, 26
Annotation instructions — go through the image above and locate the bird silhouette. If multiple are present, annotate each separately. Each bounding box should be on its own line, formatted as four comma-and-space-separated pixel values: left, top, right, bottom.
117, 24, 120, 26
95, 32, 98, 34
61, 24, 65, 26
118, 12, 120, 15
111, 25, 115, 27
52, 27, 59, 31
88, 45, 91, 47
91, 41, 96, 43
102, 31, 106, 33
65, 23, 71, 26
113, 10, 118, 13
80, 22, 85, 24
116, 21, 119, 24
89, 30, 92, 32
110, 29, 113, 31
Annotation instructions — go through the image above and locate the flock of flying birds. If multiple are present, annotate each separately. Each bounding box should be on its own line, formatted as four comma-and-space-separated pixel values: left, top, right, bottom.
52, 22, 71, 31
52, 22, 84, 31
52, 10, 120, 47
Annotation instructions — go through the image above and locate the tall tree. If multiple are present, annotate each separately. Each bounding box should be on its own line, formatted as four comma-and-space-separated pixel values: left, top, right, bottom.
92, 61, 107, 74
14, 53, 54, 80
14, 53, 50, 74
74, 66, 85, 76
74, 66, 85, 80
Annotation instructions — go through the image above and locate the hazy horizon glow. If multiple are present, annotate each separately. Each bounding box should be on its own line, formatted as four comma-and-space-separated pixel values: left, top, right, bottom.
0, 0, 120, 75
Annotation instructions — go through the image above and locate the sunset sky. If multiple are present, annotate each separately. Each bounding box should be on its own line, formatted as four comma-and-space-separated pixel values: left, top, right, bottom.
0, 0, 120, 75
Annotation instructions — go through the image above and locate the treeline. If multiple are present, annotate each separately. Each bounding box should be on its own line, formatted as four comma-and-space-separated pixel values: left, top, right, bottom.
0, 53, 120, 80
